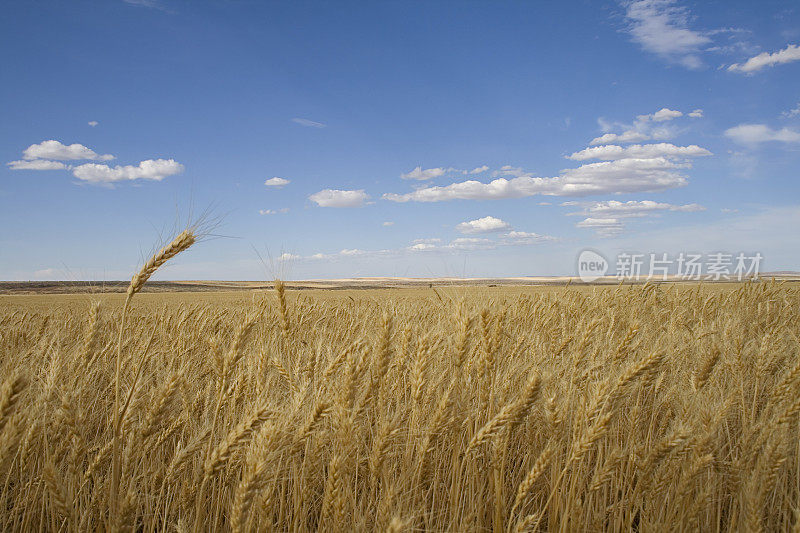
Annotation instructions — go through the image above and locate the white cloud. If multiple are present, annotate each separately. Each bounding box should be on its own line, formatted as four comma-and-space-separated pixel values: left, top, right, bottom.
277, 253, 299, 261
625, 0, 712, 69
387, 116, 706, 204
400, 166, 447, 180
590, 130, 652, 145
123, 0, 165, 8
88, 121, 98, 127
384, 157, 689, 203
447, 237, 495, 250
71, 159, 184, 184
641, 108, 683, 122
470, 165, 489, 174
7, 159, 67, 170
339, 248, 365, 256
408, 242, 437, 251
22, 140, 114, 161
724, 124, 800, 145
783, 103, 800, 118
728, 43, 800, 73
567, 200, 705, 218
455, 216, 511, 234
291, 118, 326, 128
591, 108, 690, 146
491, 165, 531, 178
576, 217, 625, 237
298, 230, 557, 261
501, 231, 557, 245
8, 140, 183, 186
259, 208, 289, 215
264, 177, 290, 187
308, 189, 369, 208
568, 143, 711, 161
382, 221, 394, 226
568, 200, 704, 236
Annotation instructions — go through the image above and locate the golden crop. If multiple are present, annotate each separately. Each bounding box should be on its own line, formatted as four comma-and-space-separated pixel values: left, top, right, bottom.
0, 234, 798, 532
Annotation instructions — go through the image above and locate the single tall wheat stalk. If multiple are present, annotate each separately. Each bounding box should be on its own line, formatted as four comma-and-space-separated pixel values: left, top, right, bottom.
111, 229, 196, 524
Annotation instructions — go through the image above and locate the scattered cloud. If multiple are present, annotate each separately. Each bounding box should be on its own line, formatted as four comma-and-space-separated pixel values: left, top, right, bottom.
576, 217, 625, 237
724, 124, 800, 145
455, 216, 511, 234
639, 108, 683, 122
408, 242, 437, 251
406, 233, 555, 252
721, 208, 739, 214
401, 166, 447, 180
490, 165, 531, 178
291, 117, 326, 128
290, 229, 557, 262
385, 107, 707, 205
591, 107, 697, 146
447, 237, 495, 250
339, 248, 365, 256
566, 199, 705, 218
728, 43, 800, 73
259, 208, 289, 215
568, 199, 704, 236
590, 130, 651, 146
88, 121, 99, 127
277, 253, 300, 261
501, 231, 557, 245
567, 142, 711, 161
624, 0, 712, 69
407, 238, 444, 251
7, 139, 182, 186
782, 102, 800, 118
7, 159, 67, 170
21, 140, 114, 161
264, 177, 290, 187
71, 159, 184, 184
123, 0, 164, 8
308, 188, 369, 208
470, 165, 489, 174
382, 221, 394, 226
384, 157, 690, 203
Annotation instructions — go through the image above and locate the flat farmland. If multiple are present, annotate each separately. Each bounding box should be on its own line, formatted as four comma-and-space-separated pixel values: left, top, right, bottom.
2, 279, 799, 531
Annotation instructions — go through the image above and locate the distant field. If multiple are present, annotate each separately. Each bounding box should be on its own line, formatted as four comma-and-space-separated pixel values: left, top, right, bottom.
2, 272, 798, 294
0, 278, 577, 295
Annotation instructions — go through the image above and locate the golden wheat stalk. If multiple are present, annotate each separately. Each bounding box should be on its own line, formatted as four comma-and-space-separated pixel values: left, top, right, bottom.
111, 229, 196, 522
0, 373, 27, 434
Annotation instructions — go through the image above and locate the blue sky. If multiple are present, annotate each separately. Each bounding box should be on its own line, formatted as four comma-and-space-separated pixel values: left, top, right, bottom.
1, 0, 799, 280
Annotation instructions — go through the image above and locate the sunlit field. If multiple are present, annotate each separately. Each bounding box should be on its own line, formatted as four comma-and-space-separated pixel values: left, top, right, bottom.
1, 261, 799, 531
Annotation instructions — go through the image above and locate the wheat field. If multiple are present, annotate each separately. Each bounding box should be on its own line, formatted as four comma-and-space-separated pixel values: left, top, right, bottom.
1, 234, 799, 532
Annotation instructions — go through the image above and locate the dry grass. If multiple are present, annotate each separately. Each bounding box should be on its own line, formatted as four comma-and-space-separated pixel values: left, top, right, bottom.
0, 238, 798, 531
